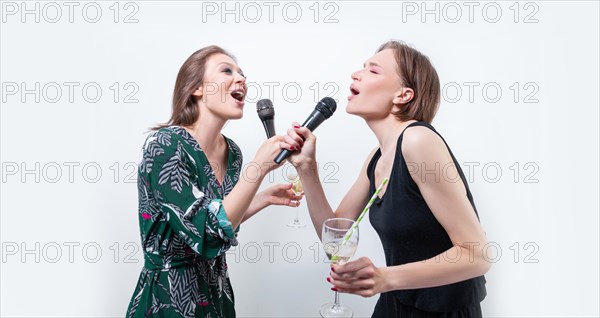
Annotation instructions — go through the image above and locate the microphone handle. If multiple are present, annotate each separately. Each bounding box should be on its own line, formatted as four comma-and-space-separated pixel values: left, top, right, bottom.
302, 110, 326, 131
262, 119, 276, 138
273, 148, 293, 164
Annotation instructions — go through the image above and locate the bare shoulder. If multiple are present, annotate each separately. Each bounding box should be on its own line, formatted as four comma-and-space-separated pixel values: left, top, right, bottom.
401, 125, 447, 159
401, 125, 455, 170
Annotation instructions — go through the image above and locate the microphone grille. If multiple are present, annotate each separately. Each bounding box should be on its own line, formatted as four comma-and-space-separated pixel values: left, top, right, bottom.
317, 97, 337, 118
257, 99, 274, 119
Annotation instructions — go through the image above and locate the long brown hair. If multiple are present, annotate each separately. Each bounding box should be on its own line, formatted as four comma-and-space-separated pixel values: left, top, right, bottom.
377, 41, 440, 123
152, 45, 236, 130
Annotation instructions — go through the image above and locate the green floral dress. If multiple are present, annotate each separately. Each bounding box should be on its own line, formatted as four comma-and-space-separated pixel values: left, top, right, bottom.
127, 126, 243, 318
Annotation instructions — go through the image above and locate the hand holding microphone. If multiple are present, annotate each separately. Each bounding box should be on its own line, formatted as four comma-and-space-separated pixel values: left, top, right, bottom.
274, 97, 337, 164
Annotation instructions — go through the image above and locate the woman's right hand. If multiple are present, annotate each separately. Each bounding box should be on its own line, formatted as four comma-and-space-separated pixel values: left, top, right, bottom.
280, 121, 317, 169
253, 135, 286, 176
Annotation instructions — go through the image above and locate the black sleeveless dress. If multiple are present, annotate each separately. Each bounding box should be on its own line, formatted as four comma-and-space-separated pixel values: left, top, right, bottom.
367, 122, 487, 317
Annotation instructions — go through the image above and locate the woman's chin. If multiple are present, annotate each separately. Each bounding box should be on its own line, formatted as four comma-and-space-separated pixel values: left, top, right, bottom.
345, 103, 354, 113
345, 104, 360, 116
229, 110, 244, 120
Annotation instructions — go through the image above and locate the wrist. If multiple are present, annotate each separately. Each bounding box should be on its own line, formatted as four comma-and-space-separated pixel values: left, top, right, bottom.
379, 266, 400, 293
259, 160, 279, 179
254, 191, 269, 210
297, 160, 318, 178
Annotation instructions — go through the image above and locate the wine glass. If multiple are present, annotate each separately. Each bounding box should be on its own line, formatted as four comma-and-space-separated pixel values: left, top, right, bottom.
286, 170, 305, 228
320, 218, 359, 317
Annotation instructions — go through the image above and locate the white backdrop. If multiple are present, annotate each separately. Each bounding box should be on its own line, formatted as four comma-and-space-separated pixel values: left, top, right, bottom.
1, 1, 598, 317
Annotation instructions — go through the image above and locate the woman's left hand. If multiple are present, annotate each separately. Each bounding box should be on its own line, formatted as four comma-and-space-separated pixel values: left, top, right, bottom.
242, 183, 303, 223
260, 182, 304, 208
328, 257, 388, 297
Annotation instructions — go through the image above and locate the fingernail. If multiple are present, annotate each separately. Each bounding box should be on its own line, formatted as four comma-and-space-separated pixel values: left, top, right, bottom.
327, 277, 331, 282
331, 266, 336, 273
294, 125, 300, 129
331, 287, 338, 292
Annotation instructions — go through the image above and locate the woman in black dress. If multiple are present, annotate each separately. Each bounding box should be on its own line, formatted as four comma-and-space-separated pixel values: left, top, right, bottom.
281, 41, 490, 317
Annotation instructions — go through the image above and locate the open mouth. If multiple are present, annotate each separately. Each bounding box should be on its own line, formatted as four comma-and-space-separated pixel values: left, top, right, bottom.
350, 85, 360, 96
230, 90, 246, 102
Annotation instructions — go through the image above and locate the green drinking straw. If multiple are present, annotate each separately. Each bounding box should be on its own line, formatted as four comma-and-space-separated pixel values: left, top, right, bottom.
331, 178, 389, 262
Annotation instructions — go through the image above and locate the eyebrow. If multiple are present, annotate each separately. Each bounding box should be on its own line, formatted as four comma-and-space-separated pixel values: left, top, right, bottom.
363, 61, 382, 68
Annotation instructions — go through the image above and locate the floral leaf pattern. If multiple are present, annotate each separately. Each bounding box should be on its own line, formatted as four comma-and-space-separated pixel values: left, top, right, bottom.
127, 126, 241, 317
158, 142, 191, 193
168, 267, 200, 317
171, 126, 201, 152
156, 130, 172, 146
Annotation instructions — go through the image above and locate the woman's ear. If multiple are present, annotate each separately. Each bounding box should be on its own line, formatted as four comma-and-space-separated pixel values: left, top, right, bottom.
191, 86, 203, 98
393, 87, 414, 105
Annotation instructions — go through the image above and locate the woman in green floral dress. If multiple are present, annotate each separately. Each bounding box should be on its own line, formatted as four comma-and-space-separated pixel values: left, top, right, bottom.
126, 46, 301, 317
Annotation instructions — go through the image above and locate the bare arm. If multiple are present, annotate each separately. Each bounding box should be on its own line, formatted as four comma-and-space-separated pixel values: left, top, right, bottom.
283, 123, 376, 239
330, 127, 491, 295
222, 136, 284, 229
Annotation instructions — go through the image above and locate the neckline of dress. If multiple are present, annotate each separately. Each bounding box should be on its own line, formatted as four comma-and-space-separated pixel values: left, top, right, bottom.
372, 121, 421, 202
175, 126, 230, 187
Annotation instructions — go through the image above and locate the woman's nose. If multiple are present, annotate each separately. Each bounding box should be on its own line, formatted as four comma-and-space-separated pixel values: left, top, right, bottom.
234, 72, 246, 84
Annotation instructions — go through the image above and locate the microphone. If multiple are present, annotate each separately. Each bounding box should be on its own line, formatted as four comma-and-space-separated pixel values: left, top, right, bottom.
257, 99, 276, 138
273, 97, 337, 164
